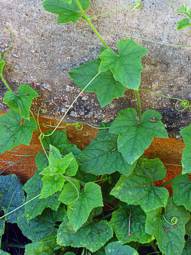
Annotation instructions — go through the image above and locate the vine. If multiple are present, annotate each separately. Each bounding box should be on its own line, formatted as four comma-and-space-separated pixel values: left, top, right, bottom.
0, 1, 191, 255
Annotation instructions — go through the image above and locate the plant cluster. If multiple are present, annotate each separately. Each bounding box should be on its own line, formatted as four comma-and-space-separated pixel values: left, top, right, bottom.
177, 4, 191, 30
0, 1, 191, 254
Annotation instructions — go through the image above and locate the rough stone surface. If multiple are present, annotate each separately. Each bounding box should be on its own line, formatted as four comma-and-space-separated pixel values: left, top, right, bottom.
0, 0, 191, 133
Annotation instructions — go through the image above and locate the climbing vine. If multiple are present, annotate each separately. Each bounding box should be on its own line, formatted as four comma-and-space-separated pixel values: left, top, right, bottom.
0, 1, 191, 254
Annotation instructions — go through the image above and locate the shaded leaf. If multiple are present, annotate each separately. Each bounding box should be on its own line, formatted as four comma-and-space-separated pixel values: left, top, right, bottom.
67, 182, 103, 231
3, 84, 38, 119
57, 217, 113, 252
105, 241, 138, 255
180, 125, 191, 174
145, 199, 190, 255
43, 0, 90, 24
99, 39, 148, 90
110, 205, 153, 244
0, 111, 37, 154
109, 108, 168, 164
182, 237, 191, 255
0, 175, 25, 223
111, 158, 169, 212
69, 60, 126, 107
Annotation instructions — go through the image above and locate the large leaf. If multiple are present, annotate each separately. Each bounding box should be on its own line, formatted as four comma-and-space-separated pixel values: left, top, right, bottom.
42, 130, 80, 156
180, 125, 191, 174
145, 199, 190, 255
105, 242, 138, 255
17, 210, 58, 242
99, 39, 148, 90
3, 84, 38, 119
24, 235, 57, 255
109, 108, 168, 164
110, 205, 153, 244
172, 174, 191, 211
79, 130, 136, 176
67, 182, 103, 231
43, 0, 90, 24
24, 172, 61, 220
57, 217, 113, 252
69, 60, 126, 107
0, 111, 37, 154
0, 175, 25, 223
111, 158, 169, 212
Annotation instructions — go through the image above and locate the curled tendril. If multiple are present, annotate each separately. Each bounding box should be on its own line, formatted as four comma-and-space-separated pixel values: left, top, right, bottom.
163, 215, 178, 225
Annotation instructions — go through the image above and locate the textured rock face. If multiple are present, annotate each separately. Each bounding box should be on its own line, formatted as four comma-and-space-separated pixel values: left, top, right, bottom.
0, 0, 191, 132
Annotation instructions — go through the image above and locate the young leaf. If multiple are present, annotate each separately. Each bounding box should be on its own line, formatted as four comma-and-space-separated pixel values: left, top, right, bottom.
111, 158, 169, 212
58, 179, 80, 205
24, 235, 57, 255
172, 174, 191, 211
79, 130, 136, 176
3, 84, 38, 119
67, 182, 103, 231
180, 125, 191, 174
69, 60, 126, 108
43, 0, 90, 24
109, 108, 168, 164
0, 111, 37, 154
178, 5, 191, 17
99, 39, 148, 90
105, 241, 139, 255
0, 175, 25, 223
57, 217, 113, 252
145, 199, 190, 255
110, 205, 153, 244
177, 18, 191, 30
42, 130, 80, 156
24, 173, 61, 220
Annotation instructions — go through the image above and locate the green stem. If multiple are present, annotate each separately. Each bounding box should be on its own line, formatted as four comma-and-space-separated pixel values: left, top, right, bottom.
1, 75, 12, 91
76, 0, 110, 49
134, 90, 142, 120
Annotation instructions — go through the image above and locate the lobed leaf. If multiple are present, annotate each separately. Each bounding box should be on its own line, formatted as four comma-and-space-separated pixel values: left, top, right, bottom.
111, 158, 169, 212
57, 217, 113, 252
43, 0, 90, 24
79, 130, 136, 176
0, 111, 37, 154
110, 205, 153, 244
69, 59, 126, 108
3, 84, 38, 119
109, 108, 168, 164
99, 39, 148, 90
145, 199, 190, 255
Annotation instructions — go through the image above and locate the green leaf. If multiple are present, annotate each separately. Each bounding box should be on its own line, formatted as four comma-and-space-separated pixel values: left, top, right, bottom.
42, 130, 80, 156
177, 5, 191, 18
145, 199, 190, 255
0, 251, 10, 255
17, 210, 58, 242
79, 130, 136, 176
110, 205, 153, 244
24, 172, 61, 220
105, 242, 138, 255
0, 111, 37, 154
0, 175, 25, 223
59, 179, 80, 205
177, 18, 191, 30
172, 174, 191, 211
0, 219, 5, 244
35, 152, 48, 173
69, 60, 126, 108
109, 108, 168, 164
3, 84, 38, 119
99, 39, 148, 90
43, 0, 90, 24
182, 237, 191, 255
40, 175, 65, 198
111, 158, 169, 212
180, 125, 191, 174
0, 58, 5, 80
65, 253, 76, 255
57, 217, 113, 252
67, 182, 103, 231
24, 235, 57, 255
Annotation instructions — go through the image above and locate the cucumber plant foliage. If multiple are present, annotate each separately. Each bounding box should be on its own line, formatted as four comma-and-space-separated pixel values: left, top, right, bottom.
0, 1, 191, 255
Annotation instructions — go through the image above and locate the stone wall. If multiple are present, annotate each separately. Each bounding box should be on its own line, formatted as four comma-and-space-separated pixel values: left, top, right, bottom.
0, 0, 191, 133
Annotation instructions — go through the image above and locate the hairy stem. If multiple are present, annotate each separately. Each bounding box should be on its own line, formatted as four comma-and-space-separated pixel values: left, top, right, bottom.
76, 0, 110, 49
134, 90, 142, 120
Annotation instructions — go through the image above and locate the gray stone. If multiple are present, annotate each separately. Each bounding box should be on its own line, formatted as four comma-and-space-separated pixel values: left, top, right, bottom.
0, 0, 191, 133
